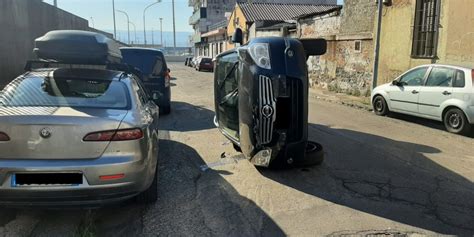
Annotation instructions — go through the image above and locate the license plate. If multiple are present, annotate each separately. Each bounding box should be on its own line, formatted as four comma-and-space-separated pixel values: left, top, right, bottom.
11, 173, 83, 187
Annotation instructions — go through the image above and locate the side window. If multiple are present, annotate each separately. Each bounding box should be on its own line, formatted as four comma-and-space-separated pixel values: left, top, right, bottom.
399, 67, 428, 86
152, 57, 164, 76
453, 70, 466, 88
425, 67, 455, 87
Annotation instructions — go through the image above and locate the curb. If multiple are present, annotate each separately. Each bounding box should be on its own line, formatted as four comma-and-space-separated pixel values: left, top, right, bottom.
309, 92, 373, 112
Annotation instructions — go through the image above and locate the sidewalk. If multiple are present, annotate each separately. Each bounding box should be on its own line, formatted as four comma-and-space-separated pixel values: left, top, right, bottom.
309, 87, 373, 111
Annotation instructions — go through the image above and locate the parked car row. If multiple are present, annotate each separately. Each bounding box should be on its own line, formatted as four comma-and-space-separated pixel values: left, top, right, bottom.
185, 56, 214, 72
0, 30, 168, 206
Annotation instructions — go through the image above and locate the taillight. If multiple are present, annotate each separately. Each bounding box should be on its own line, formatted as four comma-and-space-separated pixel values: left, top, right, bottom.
113, 129, 143, 141
0, 132, 10, 141
471, 69, 474, 83
83, 128, 143, 142
164, 71, 171, 88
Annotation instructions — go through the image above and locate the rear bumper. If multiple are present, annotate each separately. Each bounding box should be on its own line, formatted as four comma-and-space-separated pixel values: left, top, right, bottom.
466, 105, 474, 124
0, 155, 154, 206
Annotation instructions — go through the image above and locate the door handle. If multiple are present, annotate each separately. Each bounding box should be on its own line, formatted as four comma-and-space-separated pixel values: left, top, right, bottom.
411, 90, 419, 94
442, 91, 451, 96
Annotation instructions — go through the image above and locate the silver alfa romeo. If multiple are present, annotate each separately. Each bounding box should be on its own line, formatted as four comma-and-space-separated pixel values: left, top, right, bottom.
0, 67, 160, 205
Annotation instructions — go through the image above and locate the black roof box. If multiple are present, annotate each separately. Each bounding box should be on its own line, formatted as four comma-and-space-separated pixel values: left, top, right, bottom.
33, 30, 122, 65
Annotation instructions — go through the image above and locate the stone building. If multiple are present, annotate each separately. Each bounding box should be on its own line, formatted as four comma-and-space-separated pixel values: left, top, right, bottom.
377, 0, 474, 85
226, 2, 340, 48
298, 0, 377, 96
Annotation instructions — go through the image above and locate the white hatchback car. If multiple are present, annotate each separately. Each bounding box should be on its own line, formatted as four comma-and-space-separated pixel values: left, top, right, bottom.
371, 64, 474, 135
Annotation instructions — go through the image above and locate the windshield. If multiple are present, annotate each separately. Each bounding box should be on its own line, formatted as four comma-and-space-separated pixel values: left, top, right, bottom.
0, 76, 129, 109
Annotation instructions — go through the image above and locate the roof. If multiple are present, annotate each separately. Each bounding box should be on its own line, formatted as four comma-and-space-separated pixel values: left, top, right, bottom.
238, 2, 341, 22
295, 5, 342, 19
258, 22, 296, 31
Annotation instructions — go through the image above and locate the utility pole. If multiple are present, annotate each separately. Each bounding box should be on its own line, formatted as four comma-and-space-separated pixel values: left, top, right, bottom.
372, 0, 383, 89
112, 0, 117, 39
160, 18, 163, 47
172, 0, 176, 50
54, 0, 57, 7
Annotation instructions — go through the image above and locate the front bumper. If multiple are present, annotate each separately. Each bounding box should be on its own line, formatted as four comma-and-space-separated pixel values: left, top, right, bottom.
0, 155, 153, 206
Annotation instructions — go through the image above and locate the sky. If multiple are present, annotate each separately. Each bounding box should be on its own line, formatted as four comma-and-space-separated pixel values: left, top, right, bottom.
42, 0, 345, 45
43, 0, 194, 33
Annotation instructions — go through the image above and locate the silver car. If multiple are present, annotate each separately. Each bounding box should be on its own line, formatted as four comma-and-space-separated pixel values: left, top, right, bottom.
371, 64, 474, 135
0, 67, 160, 205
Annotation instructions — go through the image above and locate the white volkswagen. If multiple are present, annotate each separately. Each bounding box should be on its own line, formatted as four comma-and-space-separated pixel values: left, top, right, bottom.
371, 64, 474, 135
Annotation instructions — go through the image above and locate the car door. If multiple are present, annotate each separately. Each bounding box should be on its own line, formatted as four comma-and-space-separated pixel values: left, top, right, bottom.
418, 66, 456, 119
214, 51, 240, 143
387, 66, 429, 114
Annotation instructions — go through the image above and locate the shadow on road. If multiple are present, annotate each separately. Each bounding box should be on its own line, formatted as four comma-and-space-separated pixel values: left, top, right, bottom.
159, 101, 215, 132
143, 139, 285, 236
260, 124, 474, 235
387, 112, 474, 138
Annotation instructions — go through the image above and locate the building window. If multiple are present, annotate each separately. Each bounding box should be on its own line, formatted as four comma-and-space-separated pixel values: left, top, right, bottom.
411, 0, 441, 58
354, 40, 362, 53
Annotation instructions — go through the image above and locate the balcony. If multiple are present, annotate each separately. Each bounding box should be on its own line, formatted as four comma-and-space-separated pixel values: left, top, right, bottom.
192, 33, 202, 43
189, 7, 207, 25
208, 20, 228, 31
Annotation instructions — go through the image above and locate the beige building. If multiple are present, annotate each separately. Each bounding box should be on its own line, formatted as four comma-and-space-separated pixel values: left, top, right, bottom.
377, 0, 474, 85
298, 0, 376, 96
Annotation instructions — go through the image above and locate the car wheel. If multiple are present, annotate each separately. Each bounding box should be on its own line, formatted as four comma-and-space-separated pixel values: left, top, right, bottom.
136, 164, 158, 204
160, 105, 171, 115
294, 141, 324, 167
443, 108, 471, 135
373, 95, 389, 116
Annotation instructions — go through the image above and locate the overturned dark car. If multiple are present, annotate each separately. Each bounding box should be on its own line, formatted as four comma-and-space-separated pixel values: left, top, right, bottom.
213, 30, 327, 168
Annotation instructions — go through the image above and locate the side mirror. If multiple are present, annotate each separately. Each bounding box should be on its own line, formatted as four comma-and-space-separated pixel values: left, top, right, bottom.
232, 28, 243, 45
392, 80, 401, 86
299, 39, 327, 56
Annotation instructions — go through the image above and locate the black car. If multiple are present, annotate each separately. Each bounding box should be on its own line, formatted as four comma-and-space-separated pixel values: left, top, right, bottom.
121, 47, 171, 114
213, 30, 327, 168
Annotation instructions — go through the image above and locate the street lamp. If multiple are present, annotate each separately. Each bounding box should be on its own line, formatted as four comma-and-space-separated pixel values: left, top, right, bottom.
143, 0, 161, 46
112, 0, 117, 39
116, 9, 130, 44
159, 18, 163, 47
90, 17, 95, 28
129, 21, 137, 45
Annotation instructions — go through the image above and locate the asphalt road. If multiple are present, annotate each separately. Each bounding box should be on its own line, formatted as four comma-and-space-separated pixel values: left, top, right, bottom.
0, 63, 473, 236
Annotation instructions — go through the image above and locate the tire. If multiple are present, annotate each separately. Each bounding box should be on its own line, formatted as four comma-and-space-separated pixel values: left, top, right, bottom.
160, 105, 171, 115
443, 108, 472, 135
294, 141, 324, 167
136, 164, 158, 204
373, 95, 389, 116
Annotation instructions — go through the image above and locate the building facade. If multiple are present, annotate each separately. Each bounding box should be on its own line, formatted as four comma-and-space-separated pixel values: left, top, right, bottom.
189, 0, 237, 57
377, 0, 474, 85
299, 0, 376, 96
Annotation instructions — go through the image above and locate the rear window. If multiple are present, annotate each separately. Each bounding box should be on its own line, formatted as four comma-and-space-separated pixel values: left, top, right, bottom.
453, 70, 465, 88
201, 58, 212, 63
0, 76, 129, 109
121, 50, 165, 77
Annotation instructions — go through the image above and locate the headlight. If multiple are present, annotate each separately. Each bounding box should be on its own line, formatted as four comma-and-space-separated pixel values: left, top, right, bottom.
248, 43, 271, 69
